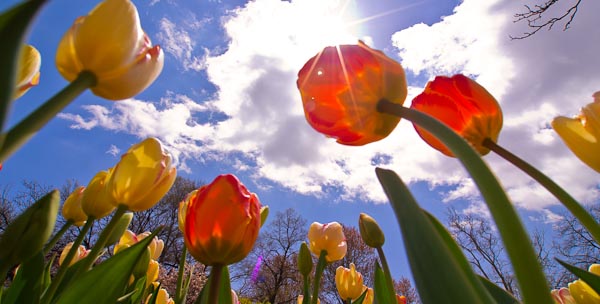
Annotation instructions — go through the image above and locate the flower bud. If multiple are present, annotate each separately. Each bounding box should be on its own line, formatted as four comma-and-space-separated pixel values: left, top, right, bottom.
363, 286, 374, 304
62, 186, 87, 226
260, 205, 269, 228
397, 295, 407, 304
59, 242, 90, 266
297, 242, 313, 276
335, 263, 364, 300
307, 221, 347, 262
358, 213, 385, 248
82, 170, 117, 219
14, 44, 41, 99
145, 287, 174, 304
107, 137, 177, 212
184, 174, 261, 265
105, 212, 133, 245
56, 0, 164, 100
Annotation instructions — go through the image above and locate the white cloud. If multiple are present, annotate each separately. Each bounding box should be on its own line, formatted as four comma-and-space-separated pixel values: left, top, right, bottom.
60, 0, 600, 212
157, 17, 208, 72
106, 145, 120, 157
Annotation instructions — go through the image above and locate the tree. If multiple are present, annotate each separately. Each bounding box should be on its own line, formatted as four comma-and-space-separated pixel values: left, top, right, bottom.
512, 0, 583, 39
233, 208, 307, 304
321, 226, 378, 304
394, 277, 420, 304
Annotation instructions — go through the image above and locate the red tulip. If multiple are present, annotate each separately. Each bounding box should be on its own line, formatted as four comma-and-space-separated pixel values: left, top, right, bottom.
183, 174, 261, 265
297, 41, 407, 145
411, 74, 503, 156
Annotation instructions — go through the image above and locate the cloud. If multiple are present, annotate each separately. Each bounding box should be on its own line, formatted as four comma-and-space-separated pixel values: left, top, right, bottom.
60, 0, 600, 212
157, 17, 208, 71
106, 145, 120, 156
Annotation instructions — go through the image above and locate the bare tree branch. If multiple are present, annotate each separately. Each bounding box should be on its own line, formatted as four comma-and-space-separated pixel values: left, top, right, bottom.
511, 0, 582, 39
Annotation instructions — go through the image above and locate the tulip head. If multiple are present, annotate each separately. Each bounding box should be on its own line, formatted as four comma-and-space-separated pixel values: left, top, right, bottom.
551, 287, 576, 304
55, 0, 163, 100
411, 74, 503, 157
114, 230, 164, 261
552, 92, 600, 173
145, 287, 174, 304
14, 44, 41, 99
62, 186, 87, 226
568, 278, 600, 304
59, 242, 90, 266
107, 137, 177, 212
307, 221, 347, 262
298, 242, 313, 276
82, 169, 117, 218
362, 286, 374, 304
297, 41, 407, 145
397, 295, 407, 304
184, 174, 262, 265
358, 213, 385, 248
335, 263, 364, 300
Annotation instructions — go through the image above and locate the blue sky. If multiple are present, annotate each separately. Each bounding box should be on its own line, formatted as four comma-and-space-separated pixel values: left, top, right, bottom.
2, 0, 600, 283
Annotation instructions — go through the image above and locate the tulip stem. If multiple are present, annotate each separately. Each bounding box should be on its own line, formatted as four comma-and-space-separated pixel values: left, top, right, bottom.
41, 217, 94, 304
311, 250, 327, 304
483, 138, 600, 243
302, 275, 310, 304
43, 220, 73, 255
175, 246, 188, 304
0, 70, 96, 163
377, 100, 553, 303
208, 264, 223, 304
377, 247, 397, 302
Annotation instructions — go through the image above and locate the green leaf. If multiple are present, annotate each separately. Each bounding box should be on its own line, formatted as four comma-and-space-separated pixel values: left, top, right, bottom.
0, 190, 59, 274
2, 251, 44, 304
0, 0, 46, 132
373, 263, 394, 304
194, 265, 232, 304
375, 168, 494, 304
477, 276, 519, 304
54, 228, 161, 304
557, 259, 600, 295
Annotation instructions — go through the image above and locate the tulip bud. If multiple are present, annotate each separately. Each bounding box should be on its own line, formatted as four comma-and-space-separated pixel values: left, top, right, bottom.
358, 213, 385, 248
297, 41, 408, 145
410, 74, 503, 157
105, 212, 133, 245
59, 242, 90, 266
107, 137, 177, 212
145, 287, 174, 304
362, 286, 374, 304
14, 44, 41, 99
552, 92, 600, 173
307, 221, 347, 262
397, 295, 407, 304
62, 186, 87, 226
55, 0, 164, 100
82, 170, 117, 219
260, 205, 269, 227
335, 263, 364, 300
297, 242, 313, 276
184, 174, 261, 266
145, 259, 160, 286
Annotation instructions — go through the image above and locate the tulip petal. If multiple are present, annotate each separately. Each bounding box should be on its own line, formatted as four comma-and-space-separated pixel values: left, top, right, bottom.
552, 116, 600, 173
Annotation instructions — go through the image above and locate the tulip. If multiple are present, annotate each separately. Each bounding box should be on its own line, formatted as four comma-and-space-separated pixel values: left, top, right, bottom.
297, 40, 408, 145
62, 186, 87, 226
114, 230, 164, 261
146, 259, 160, 286
231, 290, 239, 304
55, 0, 164, 100
307, 222, 347, 262
410, 74, 503, 157
297, 242, 313, 276
145, 287, 174, 304
568, 279, 600, 304
58, 242, 90, 266
397, 295, 407, 304
14, 44, 41, 99
81, 170, 117, 218
184, 174, 261, 266
362, 286, 374, 304
297, 295, 320, 304
358, 213, 385, 248
552, 92, 600, 173
107, 137, 177, 212
335, 263, 364, 300
552, 287, 576, 304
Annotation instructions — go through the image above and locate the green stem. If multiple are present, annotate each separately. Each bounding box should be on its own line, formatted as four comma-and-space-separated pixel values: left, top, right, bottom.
43, 221, 73, 255
377, 100, 552, 303
484, 138, 600, 244
376, 247, 396, 302
73, 204, 127, 277
0, 71, 96, 163
347, 299, 352, 304
41, 217, 94, 304
175, 246, 187, 304
208, 264, 223, 304
303, 275, 310, 304
311, 250, 327, 304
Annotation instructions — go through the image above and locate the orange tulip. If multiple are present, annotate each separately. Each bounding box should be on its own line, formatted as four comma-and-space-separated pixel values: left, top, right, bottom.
297, 41, 407, 145
396, 295, 407, 304
184, 174, 261, 265
62, 186, 87, 226
410, 74, 503, 157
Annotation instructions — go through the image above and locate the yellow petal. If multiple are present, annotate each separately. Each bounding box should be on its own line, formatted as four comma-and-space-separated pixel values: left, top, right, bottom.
569, 279, 600, 304
56, 18, 84, 82
552, 116, 600, 173
14, 44, 41, 99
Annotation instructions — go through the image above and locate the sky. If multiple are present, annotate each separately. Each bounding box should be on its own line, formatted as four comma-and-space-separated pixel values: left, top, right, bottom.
1, 0, 600, 286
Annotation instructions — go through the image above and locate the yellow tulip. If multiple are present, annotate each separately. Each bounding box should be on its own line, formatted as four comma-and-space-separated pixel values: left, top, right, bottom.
146, 259, 160, 287
82, 170, 117, 218
145, 287, 174, 304
58, 242, 90, 266
552, 92, 600, 173
307, 221, 347, 262
335, 263, 364, 300
14, 44, 41, 99
107, 137, 177, 212
362, 286, 374, 304
569, 279, 600, 304
114, 230, 164, 261
55, 0, 163, 100
61, 186, 87, 226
